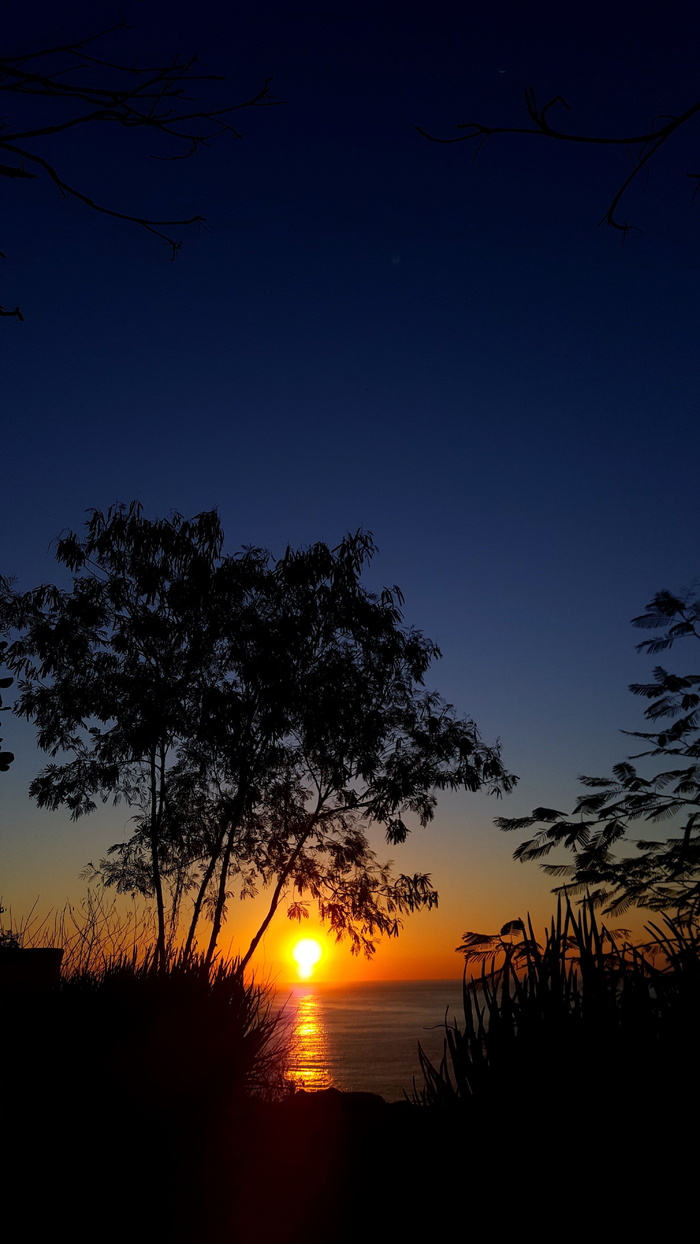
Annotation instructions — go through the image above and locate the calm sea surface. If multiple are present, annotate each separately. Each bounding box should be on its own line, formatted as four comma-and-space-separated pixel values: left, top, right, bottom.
275, 980, 465, 1102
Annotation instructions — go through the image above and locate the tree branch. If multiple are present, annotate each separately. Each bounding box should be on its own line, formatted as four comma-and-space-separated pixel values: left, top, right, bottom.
1, 23, 279, 318
3, 140, 203, 258
418, 88, 700, 234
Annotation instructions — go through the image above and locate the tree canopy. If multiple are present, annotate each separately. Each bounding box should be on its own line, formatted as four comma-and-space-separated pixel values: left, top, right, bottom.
1, 503, 516, 966
496, 588, 700, 919
1, 20, 277, 320
0, 646, 14, 773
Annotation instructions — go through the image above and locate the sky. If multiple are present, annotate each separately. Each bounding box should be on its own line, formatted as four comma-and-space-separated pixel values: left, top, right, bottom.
2, 0, 699, 981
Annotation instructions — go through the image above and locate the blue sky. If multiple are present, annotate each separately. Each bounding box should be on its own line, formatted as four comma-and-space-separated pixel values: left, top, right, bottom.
2, 1, 699, 975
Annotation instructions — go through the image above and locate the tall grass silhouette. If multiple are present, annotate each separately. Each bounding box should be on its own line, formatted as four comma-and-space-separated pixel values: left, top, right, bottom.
3, 898, 292, 1238
413, 899, 699, 1125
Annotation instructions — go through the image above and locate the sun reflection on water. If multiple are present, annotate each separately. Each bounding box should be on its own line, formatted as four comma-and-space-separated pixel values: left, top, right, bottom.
285, 989, 334, 1091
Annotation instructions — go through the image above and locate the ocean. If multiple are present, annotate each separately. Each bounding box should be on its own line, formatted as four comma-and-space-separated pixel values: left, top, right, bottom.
275, 979, 465, 1102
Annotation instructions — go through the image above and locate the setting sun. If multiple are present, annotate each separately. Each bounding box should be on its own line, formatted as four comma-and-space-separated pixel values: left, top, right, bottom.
292, 937, 323, 979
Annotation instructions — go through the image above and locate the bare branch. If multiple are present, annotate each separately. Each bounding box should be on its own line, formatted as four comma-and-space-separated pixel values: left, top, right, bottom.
1, 23, 279, 318
3, 140, 203, 258
1, 21, 131, 66
0, 162, 36, 179
418, 88, 700, 234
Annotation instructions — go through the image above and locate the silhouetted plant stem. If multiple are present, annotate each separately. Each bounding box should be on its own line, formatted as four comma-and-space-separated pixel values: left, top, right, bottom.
150, 745, 167, 970
415, 898, 700, 1116
184, 834, 224, 961
205, 784, 251, 970
239, 826, 314, 973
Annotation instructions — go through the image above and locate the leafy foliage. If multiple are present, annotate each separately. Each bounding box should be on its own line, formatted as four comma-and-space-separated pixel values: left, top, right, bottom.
413, 900, 700, 1119
496, 588, 700, 918
0, 642, 14, 772
1, 502, 516, 967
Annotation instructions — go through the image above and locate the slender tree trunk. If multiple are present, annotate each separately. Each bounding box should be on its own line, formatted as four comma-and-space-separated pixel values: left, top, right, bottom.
150, 747, 167, 970
169, 868, 185, 950
183, 823, 227, 961
204, 822, 237, 971
238, 825, 314, 973
204, 785, 250, 970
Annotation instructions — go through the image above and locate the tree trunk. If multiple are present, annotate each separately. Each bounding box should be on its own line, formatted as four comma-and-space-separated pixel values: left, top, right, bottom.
150, 747, 167, 970
204, 786, 250, 970
183, 822, 227, 961
238, 825, 314, 973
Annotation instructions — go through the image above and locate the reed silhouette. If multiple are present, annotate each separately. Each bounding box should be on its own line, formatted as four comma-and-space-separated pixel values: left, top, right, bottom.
3, 939, 291, 1238
4, 898, 695, 1241
414, 899, 699, 1129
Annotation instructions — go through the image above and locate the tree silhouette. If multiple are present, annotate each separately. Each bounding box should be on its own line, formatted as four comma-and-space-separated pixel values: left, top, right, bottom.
1, 20, 277, 320
496, 588, 700, 919
0, 643, 14, 773
1, 503, 516, 967
418, 88, 700, 237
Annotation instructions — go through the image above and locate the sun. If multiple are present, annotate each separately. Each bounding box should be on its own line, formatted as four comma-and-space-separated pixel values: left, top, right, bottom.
292, 937, 323, 979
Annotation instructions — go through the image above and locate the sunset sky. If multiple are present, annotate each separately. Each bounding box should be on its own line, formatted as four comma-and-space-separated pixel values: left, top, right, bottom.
2, 1, 699, 981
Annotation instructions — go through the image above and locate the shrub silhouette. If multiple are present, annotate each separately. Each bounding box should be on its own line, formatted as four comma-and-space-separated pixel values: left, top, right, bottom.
3, 947, 290, 1238
413, 900, 700, 1130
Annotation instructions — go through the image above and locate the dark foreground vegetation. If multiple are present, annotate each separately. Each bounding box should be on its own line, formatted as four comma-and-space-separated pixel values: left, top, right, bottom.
3, 900, 698, 1243
417, 900, 699, 1119
3, 949, 289, 1238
